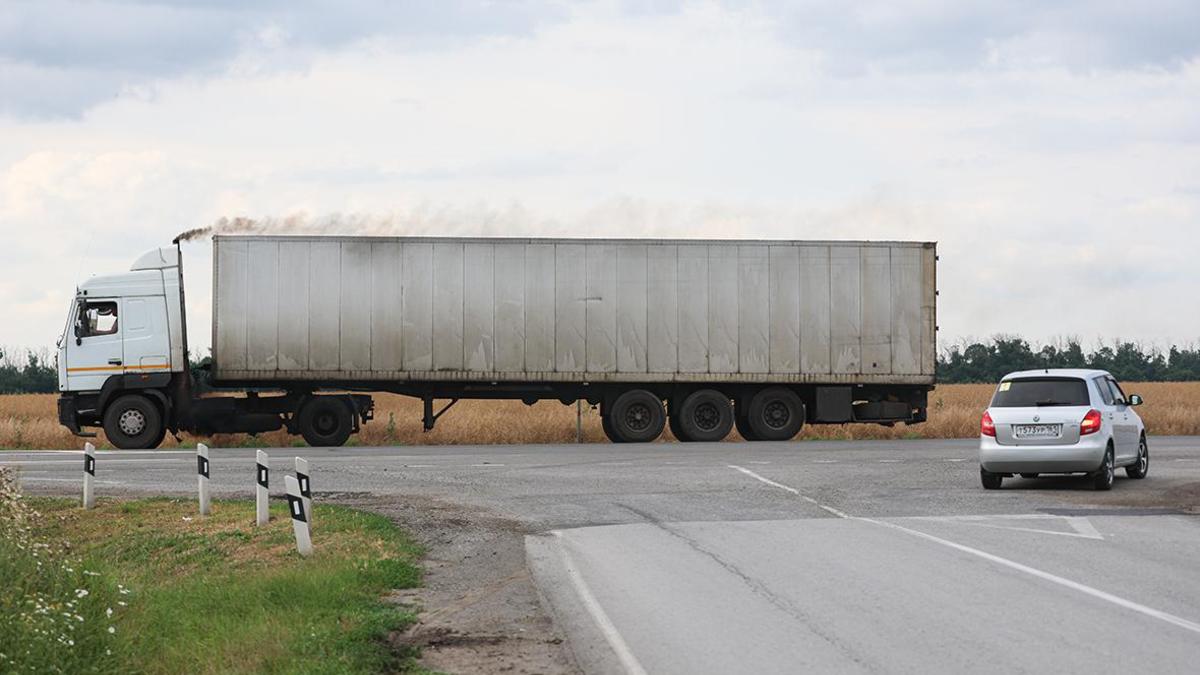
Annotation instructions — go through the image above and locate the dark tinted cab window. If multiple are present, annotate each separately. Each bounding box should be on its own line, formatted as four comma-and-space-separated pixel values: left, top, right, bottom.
990, 377, 1090, 407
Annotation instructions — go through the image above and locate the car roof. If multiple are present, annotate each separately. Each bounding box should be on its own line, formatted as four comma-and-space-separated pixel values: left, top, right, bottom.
1001, 368, 1112, 380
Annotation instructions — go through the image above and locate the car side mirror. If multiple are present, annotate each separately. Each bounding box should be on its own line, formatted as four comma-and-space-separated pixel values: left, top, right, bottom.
1129, 394, 1143, 406
73, 321, 83, 345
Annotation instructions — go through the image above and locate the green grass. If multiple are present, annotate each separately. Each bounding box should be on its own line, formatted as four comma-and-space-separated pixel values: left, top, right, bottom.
0, 478, 423, 674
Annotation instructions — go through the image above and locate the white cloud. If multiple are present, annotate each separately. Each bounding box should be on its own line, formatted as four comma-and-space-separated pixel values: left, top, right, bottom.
1, 2, 1198, 355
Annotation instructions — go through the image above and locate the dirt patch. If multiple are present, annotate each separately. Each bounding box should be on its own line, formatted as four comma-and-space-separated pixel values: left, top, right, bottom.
1048, 478, 1200, 513
326, 492, 578, 675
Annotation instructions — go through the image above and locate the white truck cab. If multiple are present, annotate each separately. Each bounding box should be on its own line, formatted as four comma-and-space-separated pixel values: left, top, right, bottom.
60, 247, 186, 391
57, 247, 189, 445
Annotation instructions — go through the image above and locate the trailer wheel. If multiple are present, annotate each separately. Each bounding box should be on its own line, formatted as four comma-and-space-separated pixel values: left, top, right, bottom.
674, 389, 734, 443
298, 397, 353, 448
667, 404, 685, 441
607, 389, 665, 443
746, 387, 805, 441
601, 412, 621, 443
103, 394, 165, 449
734, 401, 759, 441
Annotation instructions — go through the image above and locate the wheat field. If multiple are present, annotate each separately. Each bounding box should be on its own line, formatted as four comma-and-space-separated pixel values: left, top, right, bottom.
1, 383, 1196, 450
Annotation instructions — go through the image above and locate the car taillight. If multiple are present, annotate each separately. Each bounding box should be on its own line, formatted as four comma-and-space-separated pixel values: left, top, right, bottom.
1080, 409, 1102, 435
981, 411, 996, 437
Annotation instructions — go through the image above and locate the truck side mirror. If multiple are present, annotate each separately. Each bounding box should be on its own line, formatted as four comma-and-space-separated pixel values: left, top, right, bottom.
1129, 394, 1143, 406
74, 321, 83, 345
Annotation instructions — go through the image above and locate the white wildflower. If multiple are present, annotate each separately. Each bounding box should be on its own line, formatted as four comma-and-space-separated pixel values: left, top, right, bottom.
106, 608, 113, 618
107, 626, 115, 634
74, 589, 89, 598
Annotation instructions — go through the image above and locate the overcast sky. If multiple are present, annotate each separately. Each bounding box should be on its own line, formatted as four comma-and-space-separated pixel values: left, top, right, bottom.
2, 0, 1199, 355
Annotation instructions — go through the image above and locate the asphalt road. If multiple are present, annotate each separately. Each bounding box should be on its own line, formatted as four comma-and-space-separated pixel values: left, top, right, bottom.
6, 437, 1200, 674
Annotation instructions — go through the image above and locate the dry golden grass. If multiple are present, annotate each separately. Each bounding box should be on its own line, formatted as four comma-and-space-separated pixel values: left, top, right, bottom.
2, 382, 1197, 449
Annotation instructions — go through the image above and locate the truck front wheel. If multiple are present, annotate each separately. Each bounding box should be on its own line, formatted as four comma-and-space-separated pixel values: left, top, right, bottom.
103, 394, 165, 450
298, 397, 353, 447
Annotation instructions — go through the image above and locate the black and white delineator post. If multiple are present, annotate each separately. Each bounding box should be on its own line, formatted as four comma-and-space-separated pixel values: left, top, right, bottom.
82, 442, 96, 509
295, 457, 312, 525
255, 450, 269, 526
284, 475, 313, 557
197, 443, 211, 516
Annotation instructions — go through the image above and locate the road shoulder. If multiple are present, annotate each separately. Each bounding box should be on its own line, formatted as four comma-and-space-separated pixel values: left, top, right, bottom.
329, 492, 579, 675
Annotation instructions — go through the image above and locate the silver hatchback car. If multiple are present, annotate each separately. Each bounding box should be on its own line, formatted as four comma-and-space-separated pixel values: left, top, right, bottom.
979, 369, 1148, 490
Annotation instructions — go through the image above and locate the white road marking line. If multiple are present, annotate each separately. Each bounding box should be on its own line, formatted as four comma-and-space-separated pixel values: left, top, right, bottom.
553, 532, 650, 675
1, 450, 193, 456
748, 461, 772, 465
1174, 458, 1194, 462
909, 514, 1103, 540
878, 459, 901, 463
0, 460, 82, 466
727, 465, 1200, 637
728, 465, 851, 519
813, 460, 838, 464
20, 476, 123, 486
943, 458, 968, 462
470, 463, 506, 467
405, 464, 437, 468
861, 517, 1200, 635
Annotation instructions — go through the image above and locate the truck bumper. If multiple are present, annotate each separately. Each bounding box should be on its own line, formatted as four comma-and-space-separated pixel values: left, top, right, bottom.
57, 395, 96, 437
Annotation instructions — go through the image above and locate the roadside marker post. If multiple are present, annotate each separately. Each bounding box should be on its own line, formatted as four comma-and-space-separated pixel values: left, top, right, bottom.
284, 475, 313, 557
255, 450, 269, 526
295, 457, 312, 526
82, 442, 96, 509
197, 443, 211, 516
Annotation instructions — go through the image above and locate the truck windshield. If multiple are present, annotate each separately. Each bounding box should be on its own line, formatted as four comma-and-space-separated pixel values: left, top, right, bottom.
990, 377, 1090, 407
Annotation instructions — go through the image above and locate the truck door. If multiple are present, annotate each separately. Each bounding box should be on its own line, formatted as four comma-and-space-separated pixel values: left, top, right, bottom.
121, 296, 171, 375
65, 299, 123, 392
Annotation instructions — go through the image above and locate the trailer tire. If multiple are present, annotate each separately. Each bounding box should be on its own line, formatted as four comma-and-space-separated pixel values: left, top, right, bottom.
607, 389, 665, 443
734, 401, 759, 441
746, 387, 805, 441
103, 394, 165, 450
298, 397, 353, 448
601, 413, 622, 443
674, 389, 734, 443
667, 406, 685, 441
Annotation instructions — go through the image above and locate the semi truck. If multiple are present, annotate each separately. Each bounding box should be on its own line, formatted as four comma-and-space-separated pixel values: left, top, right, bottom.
57, 235, 937, 449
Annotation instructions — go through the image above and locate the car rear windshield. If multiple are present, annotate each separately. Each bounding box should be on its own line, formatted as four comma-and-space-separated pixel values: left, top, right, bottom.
990, 377, 1090, 407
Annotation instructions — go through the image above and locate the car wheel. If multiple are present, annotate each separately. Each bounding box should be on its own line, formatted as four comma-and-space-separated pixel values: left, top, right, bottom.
103, 394, 164, 450
980, 467, 1003, 490
607, 389, 666, 443
674, 389, 734, 442
1126, 436, 1149, 479
1019, 473, 1039, 479
746, 387, 805, 441
1092, 445, 1115, 491
298, 397, 354, 447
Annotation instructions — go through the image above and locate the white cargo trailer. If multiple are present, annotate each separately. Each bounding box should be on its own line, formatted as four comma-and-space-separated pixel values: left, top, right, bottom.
57, 235, 937, 448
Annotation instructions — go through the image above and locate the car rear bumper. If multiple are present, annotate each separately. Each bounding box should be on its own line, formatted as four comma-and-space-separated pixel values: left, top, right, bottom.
979, 434, 1108, 474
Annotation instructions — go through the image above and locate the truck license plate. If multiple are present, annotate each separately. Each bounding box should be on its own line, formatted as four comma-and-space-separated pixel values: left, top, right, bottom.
1014, 424, 1061, 438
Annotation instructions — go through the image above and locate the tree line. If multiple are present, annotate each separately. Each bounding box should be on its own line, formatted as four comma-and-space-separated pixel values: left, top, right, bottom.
938, 338, 1200, 383
2, 339, 1199, 394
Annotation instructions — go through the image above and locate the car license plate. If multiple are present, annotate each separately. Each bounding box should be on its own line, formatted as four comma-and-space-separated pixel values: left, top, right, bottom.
1014, 424, 1061, 438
